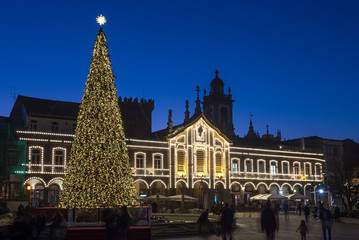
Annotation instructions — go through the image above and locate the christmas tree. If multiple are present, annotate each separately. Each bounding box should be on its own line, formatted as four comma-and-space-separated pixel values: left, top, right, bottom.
58, 21, 138, 208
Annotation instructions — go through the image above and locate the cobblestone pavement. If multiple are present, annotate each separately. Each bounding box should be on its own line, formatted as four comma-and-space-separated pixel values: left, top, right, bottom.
153, 212, 359, 240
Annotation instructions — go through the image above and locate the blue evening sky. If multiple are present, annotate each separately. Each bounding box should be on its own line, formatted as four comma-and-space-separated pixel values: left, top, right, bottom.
0, 0, 358, 142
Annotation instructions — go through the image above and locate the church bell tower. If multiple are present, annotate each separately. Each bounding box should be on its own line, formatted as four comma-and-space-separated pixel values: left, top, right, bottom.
202, 70, 235, 138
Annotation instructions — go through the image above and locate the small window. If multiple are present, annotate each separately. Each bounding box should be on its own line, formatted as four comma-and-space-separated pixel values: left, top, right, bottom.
136, 154, 144, 168
54, 150, 64, 165
305, 164, 310, 175
258, 162, 265, 173
196, 150, 205, 173
154, 155, 161, 169
31, 149, 41, 164
215, 153, 222, 173
283, 162, 289, 174
245, 160, 251, 172
316, 165, 321, 176
51, 122, 59, 133
232, 160, 239, 172
177, 151, 185, 172
271, 162, 277, 174
30, 120, 37, 131
294, 164, 300, 175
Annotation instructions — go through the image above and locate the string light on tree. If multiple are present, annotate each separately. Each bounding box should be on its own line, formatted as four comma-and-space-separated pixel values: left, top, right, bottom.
96, 14, 106, 26
58, 16, 138, 208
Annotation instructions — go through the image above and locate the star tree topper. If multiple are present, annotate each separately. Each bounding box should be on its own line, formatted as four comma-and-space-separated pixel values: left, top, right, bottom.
96, 14, 106, 26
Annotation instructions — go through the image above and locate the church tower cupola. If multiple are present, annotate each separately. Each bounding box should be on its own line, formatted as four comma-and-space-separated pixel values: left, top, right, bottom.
210, 70, 225, 95
203, 70, 235, 138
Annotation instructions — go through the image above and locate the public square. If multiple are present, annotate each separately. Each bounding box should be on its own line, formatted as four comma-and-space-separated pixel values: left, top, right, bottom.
153, 212, 359, 240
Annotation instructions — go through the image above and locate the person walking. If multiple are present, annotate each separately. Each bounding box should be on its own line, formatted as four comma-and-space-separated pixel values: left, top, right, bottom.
319, 205, 332, 240
296, 220, 309, 240
297, 203, 302, 216
303, 205, 310, 223
261, 201, 278, 240
116, 206, 133, 240
197, 209, 212, 233
334, 206, 340, 222
17, 203, 24, 216
221, 203, 234, 240
283, 202, 289, 220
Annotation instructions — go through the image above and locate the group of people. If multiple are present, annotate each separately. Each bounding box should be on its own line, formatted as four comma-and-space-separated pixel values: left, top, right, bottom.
197, 203, 235, 240
2, 204, 64, 240
103, 205, 133, 240
261, 201, 335, 240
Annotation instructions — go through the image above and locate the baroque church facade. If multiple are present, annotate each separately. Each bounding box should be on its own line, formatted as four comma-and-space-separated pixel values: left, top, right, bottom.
9, 71, 325, 208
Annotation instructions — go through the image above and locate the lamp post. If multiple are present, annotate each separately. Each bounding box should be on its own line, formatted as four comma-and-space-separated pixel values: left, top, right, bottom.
26, 185, 31, 206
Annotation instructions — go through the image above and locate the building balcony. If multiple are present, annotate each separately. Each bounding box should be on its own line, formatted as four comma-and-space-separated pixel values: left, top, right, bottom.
229, 171, 322, 182
132, 168, 169, 177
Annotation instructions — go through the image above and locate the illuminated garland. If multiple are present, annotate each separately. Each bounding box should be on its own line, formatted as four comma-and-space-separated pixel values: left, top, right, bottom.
58, 28, 139, 208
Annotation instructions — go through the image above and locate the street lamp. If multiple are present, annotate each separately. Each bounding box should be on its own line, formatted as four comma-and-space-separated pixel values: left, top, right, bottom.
26, 185, 32, 206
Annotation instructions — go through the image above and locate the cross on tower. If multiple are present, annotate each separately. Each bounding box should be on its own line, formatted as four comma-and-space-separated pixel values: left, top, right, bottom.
266, 125, 269, 135
195, 85, 200, 99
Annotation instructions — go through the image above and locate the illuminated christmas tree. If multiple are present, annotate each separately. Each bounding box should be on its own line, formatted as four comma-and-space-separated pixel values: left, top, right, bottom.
59, 16, 138, 208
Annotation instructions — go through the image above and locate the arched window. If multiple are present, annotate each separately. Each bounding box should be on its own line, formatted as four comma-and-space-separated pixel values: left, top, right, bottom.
54, 150, 64, 165
215, 153, 222, 173
294, 163, 300, 175
177, 151, 185, 172
196, 150, 205, 173
258, 161, 265, 173
315, 164, 321, 176
31, 149, 41, 164
34, 185, 44, 201
154, 155, 162, 169
305, 163, 311, 176
136, 154, 144, 169
270, 162, 277, 174
245, 160, 252, 172
282, 162, 289, 175
232, 159, 239, 172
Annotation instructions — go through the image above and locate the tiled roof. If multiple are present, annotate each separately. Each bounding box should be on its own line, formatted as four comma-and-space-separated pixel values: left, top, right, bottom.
18, 95, 79, 119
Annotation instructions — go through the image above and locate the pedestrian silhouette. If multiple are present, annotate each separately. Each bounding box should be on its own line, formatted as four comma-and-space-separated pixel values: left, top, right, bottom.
197, 209, 212, 233
116, 206, 133, 240
303, 205, 310, 223
296, 220, 308, 240
261, 201, 278, 240
319, 204, 332, 240
221, 203, 234, 240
